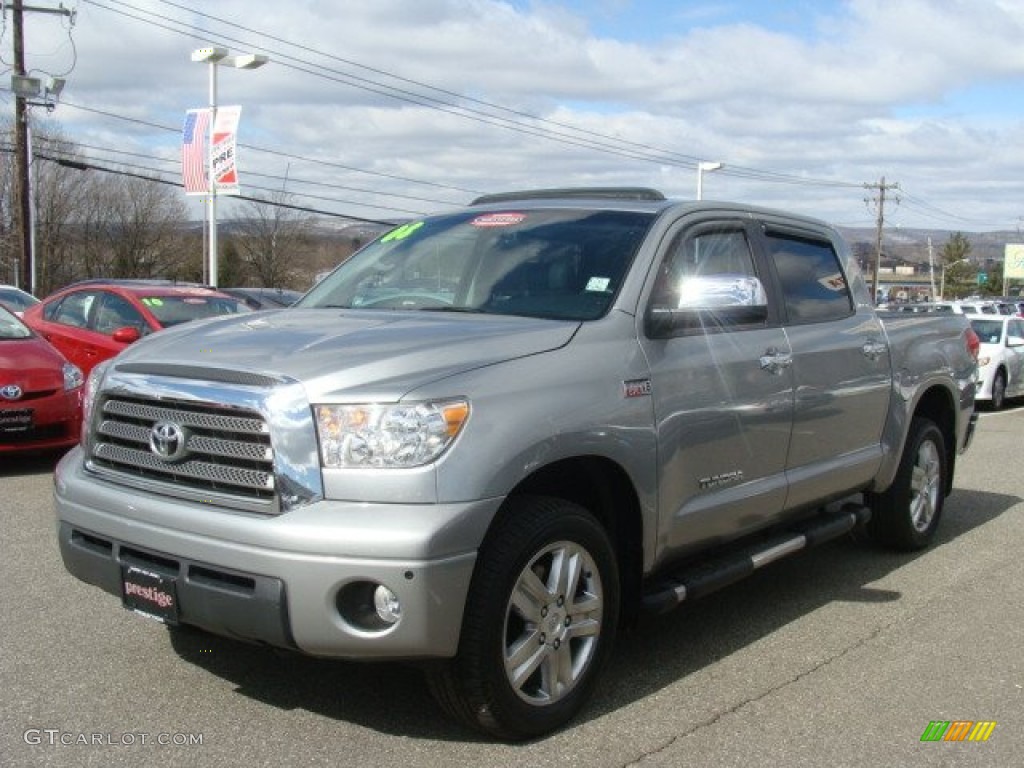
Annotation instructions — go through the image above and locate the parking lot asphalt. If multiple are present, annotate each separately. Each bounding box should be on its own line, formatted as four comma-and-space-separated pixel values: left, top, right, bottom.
2, 405, 1021, 767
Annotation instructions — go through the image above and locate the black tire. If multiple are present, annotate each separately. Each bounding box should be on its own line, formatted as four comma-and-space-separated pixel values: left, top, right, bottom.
426, 496, 620, 740
866, 417, 947, 551
991, 370, 1007, 410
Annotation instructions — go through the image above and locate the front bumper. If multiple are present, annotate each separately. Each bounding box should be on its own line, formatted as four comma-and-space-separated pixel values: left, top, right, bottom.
0, 390, 80, 454
54, 448, 499, 659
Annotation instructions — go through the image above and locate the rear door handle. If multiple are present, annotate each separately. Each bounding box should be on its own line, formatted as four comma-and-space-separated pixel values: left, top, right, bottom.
759, 349, 793, 375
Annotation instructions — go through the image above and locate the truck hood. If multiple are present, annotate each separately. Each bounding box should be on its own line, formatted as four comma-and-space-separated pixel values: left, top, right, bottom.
112, 309, 579, 399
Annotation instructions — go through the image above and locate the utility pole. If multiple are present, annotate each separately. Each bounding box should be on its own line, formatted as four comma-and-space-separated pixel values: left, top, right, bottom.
7, 2, 74, 293
13, 3, 31, 292
864, 176, 900, 303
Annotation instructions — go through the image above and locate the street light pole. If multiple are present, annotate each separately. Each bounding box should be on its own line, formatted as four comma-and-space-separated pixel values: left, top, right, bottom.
940, 258, 970, 300
696, 161, 723, 200
191, 47, 268, 287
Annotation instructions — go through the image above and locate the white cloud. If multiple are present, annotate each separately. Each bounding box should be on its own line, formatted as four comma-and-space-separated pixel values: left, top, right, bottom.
17, 0, 1024, 230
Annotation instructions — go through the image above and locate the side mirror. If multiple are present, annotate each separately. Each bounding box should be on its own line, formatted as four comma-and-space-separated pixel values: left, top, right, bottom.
111, 326, 142, 344
646, 275, 768, 337
1007, 335, 1024, 348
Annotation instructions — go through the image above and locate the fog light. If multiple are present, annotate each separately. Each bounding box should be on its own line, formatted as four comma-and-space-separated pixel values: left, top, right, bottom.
336, 580, 403, 632
373, 585, 401, 625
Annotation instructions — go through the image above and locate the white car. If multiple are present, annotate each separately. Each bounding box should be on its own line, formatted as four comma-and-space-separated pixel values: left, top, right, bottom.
966, 314, 1024, 409
0, 284, 39, 316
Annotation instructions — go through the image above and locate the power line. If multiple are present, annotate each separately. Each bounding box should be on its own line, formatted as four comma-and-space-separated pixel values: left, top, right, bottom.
0, 143, 404, 224
84, 0, 867, 192
33, 133, 468, 209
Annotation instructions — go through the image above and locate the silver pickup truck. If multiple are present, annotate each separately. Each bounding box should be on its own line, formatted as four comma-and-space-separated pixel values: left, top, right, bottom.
55, 189, 979, 739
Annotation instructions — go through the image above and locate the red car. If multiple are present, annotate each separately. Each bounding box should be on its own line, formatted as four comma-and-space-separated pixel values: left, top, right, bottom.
21, 280, 251, 378
0, 305, 83, 455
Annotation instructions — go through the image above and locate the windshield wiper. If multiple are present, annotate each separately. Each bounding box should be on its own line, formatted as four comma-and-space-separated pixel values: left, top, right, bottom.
418, 306, 485, 313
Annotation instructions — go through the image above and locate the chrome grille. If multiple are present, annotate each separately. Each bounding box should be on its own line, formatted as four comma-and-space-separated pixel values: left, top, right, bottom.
90, 395, 276, 507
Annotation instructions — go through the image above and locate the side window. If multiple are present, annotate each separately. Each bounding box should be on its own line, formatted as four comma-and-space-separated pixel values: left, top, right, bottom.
94, 292, 147, 335
653, 227, 758, 307
765, 232, 853, 324
52, 291, 97, 329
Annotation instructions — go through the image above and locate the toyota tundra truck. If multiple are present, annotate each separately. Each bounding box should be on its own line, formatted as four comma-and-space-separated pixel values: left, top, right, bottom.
55, 189, 979, 739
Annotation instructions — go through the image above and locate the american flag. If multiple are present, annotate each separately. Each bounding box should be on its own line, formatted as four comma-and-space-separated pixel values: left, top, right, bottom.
181, 109, 210, 195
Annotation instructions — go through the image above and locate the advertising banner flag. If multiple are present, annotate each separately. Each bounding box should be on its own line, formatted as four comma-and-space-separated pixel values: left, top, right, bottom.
211, 105, 242, 195
1005, 244, 1024, 280
181, 108, 210, 196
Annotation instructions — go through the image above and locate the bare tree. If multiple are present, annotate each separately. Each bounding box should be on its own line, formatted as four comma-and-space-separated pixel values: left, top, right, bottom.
32, 127, 94, 293
72, 174, 190, 282
231, 187, 312, 288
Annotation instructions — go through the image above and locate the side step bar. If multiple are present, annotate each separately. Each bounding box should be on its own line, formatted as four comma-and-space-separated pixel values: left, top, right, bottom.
641, 502, 871, 616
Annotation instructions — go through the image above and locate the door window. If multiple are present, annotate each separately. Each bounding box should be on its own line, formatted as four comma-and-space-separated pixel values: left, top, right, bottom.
765, 233, 853, 324
50, 291, 97, 329
94, 292, 148, 335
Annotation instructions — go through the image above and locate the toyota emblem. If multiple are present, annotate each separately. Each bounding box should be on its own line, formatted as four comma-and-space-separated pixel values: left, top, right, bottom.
0, 384, 23, 401
149, 421, 188, 461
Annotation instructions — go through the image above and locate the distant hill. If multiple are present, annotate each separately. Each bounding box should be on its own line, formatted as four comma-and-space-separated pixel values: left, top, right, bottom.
838, 227, 1020, 266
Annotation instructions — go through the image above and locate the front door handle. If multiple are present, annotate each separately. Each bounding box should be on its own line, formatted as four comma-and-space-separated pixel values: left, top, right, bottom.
759, 349, 793, 375
862, 339, 888, 361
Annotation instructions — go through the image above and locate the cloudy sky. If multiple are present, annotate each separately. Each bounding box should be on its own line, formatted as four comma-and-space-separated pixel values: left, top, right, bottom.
10, 0, 1024, 232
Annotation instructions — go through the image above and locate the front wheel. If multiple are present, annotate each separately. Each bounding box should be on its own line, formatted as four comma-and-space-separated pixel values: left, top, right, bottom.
990, 370, 1007, 410
866, 417, 947, 551
426, 496, 620, 740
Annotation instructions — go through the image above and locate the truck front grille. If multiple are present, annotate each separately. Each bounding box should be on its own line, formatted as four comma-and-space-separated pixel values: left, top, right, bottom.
90, 395, 276, 506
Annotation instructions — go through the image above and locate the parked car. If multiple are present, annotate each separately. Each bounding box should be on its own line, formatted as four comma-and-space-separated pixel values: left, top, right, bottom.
958, 300, 998, 315
220, 287, 303, 310
0, 284, 40, 316
54, 189, 978, 740
0, 305, 83, 455
21, 280, 251, 378
966, 314, 1024, 409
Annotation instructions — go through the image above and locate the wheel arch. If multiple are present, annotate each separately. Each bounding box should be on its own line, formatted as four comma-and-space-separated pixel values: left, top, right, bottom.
492, 456, 645, 626
910, 384, 957, 495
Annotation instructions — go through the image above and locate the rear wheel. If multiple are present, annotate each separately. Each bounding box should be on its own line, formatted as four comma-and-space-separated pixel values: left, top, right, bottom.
866, 417, 946, 551
427, 496, 620, 740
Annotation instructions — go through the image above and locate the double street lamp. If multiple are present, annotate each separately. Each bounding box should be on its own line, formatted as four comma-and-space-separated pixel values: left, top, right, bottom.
190, 47, 268, 287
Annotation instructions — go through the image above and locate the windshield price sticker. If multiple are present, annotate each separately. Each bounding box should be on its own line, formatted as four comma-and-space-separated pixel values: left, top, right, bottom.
471, 213, 525, 228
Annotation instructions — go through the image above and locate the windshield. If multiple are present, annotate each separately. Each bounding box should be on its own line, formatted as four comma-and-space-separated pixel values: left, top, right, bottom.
0, 306, 33, 339
299, 208, 655, 321
969, 318, 1003, 344
0, 287, 39, 313
142, 295, 251, 327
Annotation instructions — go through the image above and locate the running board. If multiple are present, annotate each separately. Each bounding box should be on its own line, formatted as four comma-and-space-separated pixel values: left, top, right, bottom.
641, 502, 871, 616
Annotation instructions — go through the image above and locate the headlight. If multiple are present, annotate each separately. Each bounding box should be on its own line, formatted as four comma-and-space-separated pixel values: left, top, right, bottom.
62, 363, 84, 391
315, 399, 469, 468
80, 360, 112, 449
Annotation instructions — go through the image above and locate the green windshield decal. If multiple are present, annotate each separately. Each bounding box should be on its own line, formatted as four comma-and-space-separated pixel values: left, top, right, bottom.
380, 221, 425, 243
141, 297, 164, 307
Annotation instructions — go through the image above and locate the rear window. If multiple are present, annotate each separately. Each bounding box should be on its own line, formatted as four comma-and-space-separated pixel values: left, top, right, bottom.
300, 209, 655, 321
969, 319, 1003, 345
970, 317, 1003, 344
141, 295, 251, 327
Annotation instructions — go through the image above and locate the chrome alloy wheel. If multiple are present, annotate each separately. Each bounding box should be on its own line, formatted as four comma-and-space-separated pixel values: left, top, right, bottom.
909, 438, 942, 533
503, 540, 604, 706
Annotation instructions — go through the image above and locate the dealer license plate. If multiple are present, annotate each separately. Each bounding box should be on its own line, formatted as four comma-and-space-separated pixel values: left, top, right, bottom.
121, 565, 179, 624
0, 408, 32, 434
